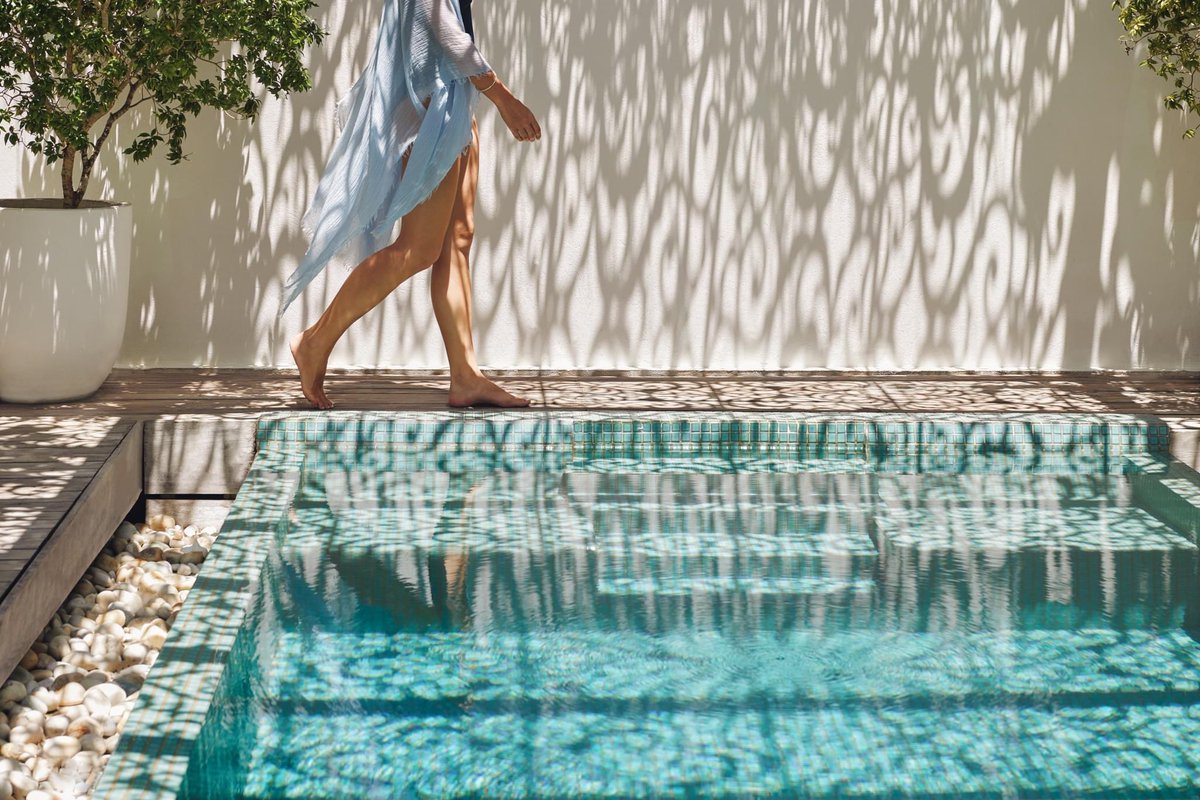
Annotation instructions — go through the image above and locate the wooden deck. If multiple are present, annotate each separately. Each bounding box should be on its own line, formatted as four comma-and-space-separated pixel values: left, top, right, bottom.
8, 368, 1200, 416
3, 368, 1200, 679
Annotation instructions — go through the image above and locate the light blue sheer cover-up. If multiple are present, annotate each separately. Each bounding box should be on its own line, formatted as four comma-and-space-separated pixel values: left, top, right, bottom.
279, 0, 491, 314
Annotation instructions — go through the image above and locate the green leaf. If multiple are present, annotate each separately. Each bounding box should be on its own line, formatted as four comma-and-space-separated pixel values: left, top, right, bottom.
1115, 0, 1200, 140
0, 0, 326, 203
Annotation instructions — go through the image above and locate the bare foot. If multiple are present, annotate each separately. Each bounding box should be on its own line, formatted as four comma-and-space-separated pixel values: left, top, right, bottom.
448, 374, 531, 408
289, 331, 334, 409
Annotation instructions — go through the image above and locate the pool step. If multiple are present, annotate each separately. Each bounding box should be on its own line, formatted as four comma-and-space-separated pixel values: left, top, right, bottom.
263, 627, 1200, 709
872, 473, 1198, 553
283, 470, 596, 553
566, 472, 881, 597
562, 470, 877, 509
282, 470, 1200, 626
232, 693, 1200, 798
870, 473, 1200, 631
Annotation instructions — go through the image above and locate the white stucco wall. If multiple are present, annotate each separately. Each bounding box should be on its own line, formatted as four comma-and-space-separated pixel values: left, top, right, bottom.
2, 0, 1199, 370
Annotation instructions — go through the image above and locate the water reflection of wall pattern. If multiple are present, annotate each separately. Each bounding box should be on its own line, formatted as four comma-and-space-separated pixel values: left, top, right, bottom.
290, 455, 1200, 637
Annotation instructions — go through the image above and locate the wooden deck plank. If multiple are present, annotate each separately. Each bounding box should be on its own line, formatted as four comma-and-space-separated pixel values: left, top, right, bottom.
0, 422, 141, 682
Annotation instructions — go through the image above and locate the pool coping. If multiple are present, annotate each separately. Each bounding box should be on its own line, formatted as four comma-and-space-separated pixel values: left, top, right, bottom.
92, 409, 1185, 800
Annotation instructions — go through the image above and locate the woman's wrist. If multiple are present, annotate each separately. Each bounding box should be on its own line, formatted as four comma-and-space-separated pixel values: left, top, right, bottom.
473, 72, 510, 104
470, 70, 501, 93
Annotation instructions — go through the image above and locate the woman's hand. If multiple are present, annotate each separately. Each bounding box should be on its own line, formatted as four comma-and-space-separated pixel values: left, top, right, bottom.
471, 72, 541, 142
494, 91, 541, 142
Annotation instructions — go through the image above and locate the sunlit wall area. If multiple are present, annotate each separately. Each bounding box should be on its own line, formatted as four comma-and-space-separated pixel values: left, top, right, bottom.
1, 0, 1198, 371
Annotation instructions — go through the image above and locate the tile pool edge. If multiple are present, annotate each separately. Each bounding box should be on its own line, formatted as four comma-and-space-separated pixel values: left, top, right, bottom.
92, 452, 301, 800
257, 409, 1171, 459
93, 410, 1178, 800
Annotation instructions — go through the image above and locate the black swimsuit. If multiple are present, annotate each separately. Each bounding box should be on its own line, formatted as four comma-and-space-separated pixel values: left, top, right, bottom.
462, 0, 474, 40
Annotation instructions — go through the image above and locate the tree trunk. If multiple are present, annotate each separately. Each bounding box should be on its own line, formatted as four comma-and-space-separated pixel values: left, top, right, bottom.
59, 148, 88, 208
60, 148, 78, 208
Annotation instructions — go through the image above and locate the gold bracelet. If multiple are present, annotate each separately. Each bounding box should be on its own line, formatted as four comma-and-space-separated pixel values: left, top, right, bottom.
478, 73, 499, 93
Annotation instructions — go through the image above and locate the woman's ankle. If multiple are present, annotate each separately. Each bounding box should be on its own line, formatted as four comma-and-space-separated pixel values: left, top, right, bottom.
449, 366, 486, 384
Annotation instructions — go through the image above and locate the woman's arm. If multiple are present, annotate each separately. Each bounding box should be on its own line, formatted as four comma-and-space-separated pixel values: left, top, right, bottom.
428, 0, 541, 142
430, 0, 491, 78
469, 71, 541, 142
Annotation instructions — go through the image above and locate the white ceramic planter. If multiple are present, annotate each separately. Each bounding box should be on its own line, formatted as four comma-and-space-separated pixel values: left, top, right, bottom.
0, 199, 132, 403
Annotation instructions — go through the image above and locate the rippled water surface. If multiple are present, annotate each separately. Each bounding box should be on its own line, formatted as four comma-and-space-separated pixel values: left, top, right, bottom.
181, 453, 1200, 799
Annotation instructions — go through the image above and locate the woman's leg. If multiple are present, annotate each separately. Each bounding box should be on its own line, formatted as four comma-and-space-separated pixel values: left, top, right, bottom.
430, 119, 530, 408
290, 158, 464, 409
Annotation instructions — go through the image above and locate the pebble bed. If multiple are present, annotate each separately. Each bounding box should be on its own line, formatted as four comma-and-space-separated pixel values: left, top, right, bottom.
0, 516, 215, 800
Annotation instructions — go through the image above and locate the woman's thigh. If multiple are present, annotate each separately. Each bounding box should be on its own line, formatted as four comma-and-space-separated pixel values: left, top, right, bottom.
391, 157, 462, 266
447, 118, 480, 247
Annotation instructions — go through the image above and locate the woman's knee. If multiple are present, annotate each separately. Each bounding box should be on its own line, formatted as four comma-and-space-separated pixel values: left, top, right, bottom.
449, 217, 475, 254
396, 237, 445, 274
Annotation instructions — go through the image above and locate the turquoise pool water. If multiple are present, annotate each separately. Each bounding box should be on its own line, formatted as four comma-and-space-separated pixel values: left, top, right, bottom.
98, 413, 1200, 799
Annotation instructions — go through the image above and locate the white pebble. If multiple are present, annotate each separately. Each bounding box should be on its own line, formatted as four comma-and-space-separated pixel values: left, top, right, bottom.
64, 718, 99, 739
45, 633, 69, 662
114, 589, 142, 610
100, 609, 126, 627
86, 568, 112, 589
148, 513, 175, 531
141, 561, 171, 577
122, 643, 148, 665
57, 683, 84, 708
43, 771, 75, 797
29, 756, 51, 781
0, 683, 25, 707
144, 598, 172, 620
95, 624, 122, 640
8, 709, 43, 731
28, 689, 56, 714
27, 790, 60, 800
135, 545, 164, 562
61, 750, 99, 779
87, 635, 116, 657
56, 706, 83, 723
0, 743, 31, 762
82, 684, 124, 718
76, 733, 105, 754
8, 726, 42, 746
6, 772, 34, 796
140, 625, 168, 650
42, 737, 79, 763
15, 696, 45, 717
42, 715, 68, 738
178, 546, 206, 565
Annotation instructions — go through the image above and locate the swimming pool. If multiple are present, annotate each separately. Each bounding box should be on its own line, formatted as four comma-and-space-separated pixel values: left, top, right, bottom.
95, 411, 1200, 798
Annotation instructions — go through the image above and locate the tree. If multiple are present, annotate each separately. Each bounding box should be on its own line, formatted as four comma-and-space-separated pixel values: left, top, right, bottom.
0, 0, 325, 207
1114, 0, 1200, 139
